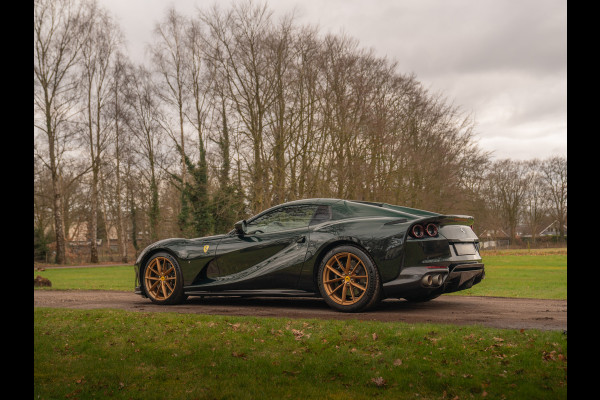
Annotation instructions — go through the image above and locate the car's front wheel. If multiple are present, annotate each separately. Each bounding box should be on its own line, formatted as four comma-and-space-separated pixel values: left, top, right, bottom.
317, 245, 382, 312
143, 252, 185, 305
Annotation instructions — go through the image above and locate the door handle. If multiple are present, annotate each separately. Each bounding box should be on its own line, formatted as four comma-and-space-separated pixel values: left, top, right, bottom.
296, 236, 306, 243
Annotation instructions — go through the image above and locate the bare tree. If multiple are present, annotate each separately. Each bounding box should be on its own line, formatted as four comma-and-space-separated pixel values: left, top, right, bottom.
522, 159, 548, 243
485, 159, 529, 241
34, 0, 94, 263
152, 7, 190, 187
541, 156, 567, 239
123, 65, 164, 242
79, 6, 121, 262
108, 52, 130, 262
201, 1, 277, 213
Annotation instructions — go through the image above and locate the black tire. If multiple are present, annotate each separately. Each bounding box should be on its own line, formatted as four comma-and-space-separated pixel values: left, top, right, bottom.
317, 245, 382, 312
142, 252, 186, 305
403, 293, 442, 303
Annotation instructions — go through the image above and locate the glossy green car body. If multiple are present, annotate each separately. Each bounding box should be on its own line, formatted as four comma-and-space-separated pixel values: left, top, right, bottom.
134, 198, 484, 305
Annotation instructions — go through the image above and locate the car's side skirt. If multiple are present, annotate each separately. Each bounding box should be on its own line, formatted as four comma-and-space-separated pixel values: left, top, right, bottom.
183, 288, 320, 298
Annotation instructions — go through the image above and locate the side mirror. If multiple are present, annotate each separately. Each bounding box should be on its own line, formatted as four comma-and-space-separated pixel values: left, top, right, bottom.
234, 220, 247, 235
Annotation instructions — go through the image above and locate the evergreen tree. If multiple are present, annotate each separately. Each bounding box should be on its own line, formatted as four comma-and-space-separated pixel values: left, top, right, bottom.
34, 227, 52, 262
174, 142, 214, 237
212, 184, 244, 234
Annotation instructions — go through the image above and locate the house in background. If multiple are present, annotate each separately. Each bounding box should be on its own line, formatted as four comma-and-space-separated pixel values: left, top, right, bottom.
539, 220, 567, 237
480, 229, 510, 249
67, 221, 118, 248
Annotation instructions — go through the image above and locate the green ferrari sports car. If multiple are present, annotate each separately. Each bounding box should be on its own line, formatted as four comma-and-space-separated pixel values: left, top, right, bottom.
134, 198, 484, 312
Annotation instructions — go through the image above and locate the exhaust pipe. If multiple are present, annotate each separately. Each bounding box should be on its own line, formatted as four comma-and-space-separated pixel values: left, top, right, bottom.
422, 275, 433, 286
422, 274, 445, 287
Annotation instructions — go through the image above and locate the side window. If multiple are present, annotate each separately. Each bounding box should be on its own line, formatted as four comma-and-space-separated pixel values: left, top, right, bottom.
309, 205, 332, 225
247, 205, 318, 234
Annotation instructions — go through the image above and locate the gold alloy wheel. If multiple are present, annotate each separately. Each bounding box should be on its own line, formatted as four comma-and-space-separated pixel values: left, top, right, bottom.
322, 252, 369, 305
144, 256, 177, 301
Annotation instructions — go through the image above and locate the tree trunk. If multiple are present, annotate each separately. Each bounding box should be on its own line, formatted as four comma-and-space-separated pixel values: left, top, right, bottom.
51, 172, 66, 264
90, 168, 99, 263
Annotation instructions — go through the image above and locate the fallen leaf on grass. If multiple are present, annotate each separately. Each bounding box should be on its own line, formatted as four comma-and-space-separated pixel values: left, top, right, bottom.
291, 329, 305, 340
393, 359, 403, 366
371, 376, 386, 387
232, 351, 247, 359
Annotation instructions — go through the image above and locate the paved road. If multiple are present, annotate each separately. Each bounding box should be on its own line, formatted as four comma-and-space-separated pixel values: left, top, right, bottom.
34, 290, 567, 331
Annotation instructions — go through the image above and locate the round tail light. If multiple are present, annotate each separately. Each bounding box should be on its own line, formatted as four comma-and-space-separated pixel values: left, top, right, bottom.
411, 224, 424, 238
426, 223, 438, 237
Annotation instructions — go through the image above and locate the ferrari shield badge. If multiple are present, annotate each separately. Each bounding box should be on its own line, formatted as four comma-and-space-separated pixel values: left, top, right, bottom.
203, 245, 209, 253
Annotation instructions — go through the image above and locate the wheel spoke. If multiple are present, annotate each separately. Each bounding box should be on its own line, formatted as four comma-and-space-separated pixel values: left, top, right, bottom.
161, 282, 168, 298
345, 254, 352, 273
341, 283, 347, 304
333, 255, 344, 271
349, 260, 363, 275
331, 282, 344, 294
324, 277, 343, 284
163, 266, 174, 276
149, 280, 160, 292
350, 281, 366, 292
326, 264, 343, 277
146, 276, 160, 281
148, 264, 159, 275
352, 275, 367, 279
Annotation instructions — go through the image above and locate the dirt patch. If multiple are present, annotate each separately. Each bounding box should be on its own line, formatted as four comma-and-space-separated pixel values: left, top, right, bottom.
34, 290, 566, 331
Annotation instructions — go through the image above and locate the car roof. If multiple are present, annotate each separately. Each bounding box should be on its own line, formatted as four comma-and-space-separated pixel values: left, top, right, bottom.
276, 198, 441, 219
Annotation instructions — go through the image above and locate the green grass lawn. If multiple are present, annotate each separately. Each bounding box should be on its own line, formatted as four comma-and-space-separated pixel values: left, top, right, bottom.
34, 308, 567, 400
34, 250, 567, 300
451, 253, 567, 299
34, 265, 134, 291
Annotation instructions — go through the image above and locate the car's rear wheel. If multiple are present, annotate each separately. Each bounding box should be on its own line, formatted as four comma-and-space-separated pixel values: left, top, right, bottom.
317, 245, 381, 312
143, 252, 185, 305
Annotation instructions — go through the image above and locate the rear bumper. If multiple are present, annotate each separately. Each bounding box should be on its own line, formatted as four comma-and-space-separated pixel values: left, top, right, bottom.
443, 263, 485, 293
382, 262, 485, 299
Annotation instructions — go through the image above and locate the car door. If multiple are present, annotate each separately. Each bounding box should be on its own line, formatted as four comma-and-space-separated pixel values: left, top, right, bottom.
212, 204, 318, 290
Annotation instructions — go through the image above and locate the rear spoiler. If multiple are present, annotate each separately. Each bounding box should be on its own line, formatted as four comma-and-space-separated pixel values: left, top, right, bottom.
414, 214, 474, 227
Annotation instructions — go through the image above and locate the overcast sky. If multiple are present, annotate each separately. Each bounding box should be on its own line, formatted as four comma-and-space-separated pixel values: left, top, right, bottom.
98, 0, 567, 161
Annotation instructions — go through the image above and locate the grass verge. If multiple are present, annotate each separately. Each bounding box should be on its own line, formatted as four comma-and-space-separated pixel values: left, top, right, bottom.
451, 253, 566, 299
34, 265, 134, 291
34, 308, 567, 400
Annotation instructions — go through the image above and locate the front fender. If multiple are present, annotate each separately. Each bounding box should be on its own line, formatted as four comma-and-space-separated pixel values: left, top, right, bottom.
135, 238, 186, 266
